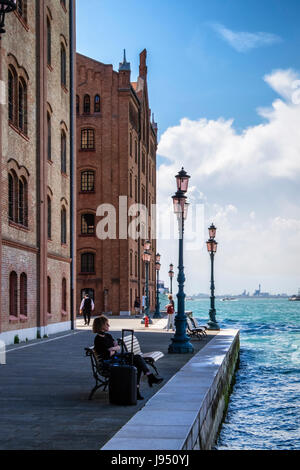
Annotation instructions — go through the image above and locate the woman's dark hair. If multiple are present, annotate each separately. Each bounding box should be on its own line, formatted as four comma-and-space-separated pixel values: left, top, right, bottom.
92, 315, 108, 333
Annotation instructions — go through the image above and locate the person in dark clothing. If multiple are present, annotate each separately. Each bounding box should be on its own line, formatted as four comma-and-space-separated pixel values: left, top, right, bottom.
92, 315, 163, 400
134, 296, 141, 315
80, 294, 95, 326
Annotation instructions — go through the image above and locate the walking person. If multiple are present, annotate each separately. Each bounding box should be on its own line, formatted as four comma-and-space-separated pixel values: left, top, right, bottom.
142, 295, 146, 314
80, 293, 95, 326
165, 294, 175, 331
134, 296, 141, 316
92, 316, 163, 400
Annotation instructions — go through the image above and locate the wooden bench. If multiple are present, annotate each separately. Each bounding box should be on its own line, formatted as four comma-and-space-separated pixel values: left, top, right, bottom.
119, 334, 164, 375
85, 347, 110, 400
186, 317, 206, 340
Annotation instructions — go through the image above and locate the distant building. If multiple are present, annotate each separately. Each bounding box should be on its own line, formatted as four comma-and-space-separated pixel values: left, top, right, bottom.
76, 50, 158, 315
158, 280, 168, 294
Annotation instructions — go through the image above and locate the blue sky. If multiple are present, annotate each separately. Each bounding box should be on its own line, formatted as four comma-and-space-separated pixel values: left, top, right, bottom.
76, 0, 300, 136
76, 1, 300, 295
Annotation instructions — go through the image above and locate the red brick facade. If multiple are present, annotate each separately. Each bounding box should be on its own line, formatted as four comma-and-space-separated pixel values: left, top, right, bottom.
0, 1, 76, 345
76, 50, 158, 315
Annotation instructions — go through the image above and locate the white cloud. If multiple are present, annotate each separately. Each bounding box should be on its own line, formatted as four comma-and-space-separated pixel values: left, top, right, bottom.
158, 70, 300, 183
156, 69, 300, 295
212, 23, 282, 52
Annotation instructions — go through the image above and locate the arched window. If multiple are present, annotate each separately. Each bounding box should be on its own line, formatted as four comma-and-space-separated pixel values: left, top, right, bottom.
81, 213, 95, 234
61, 207, 67, 244
130, 251, 133, 276
47, 276, 51, 314
47, 112, 51, 160
62, 277, 67, 312
8, 65, 28, 134
61, 43, 66, 87
18, 177, 28, 226
94, 95, 100, 113
135, 140, 138, 164
9, 271, 18, 318
81, 288, 94, 300
83, 95, 90, 114
81, 170, 95, 192
76, 95, 79, 114
129, 172, 132, 198
129, 133, 132, 157
81, 128, 95, 149
20, 273, 27, 317
81, 253, 95, 273
47, 196, 51, 239
8, 173, 14, 221
61, 130, 67, 174
18, 78, 27, 134
141, 186, 145, 206
8, 170, 28, 227
8, 68, 15, 123
134, 177, 138, 202
47, 17, 51, 66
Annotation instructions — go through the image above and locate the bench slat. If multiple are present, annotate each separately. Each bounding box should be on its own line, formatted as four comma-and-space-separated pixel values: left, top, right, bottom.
122, 335, 164, 363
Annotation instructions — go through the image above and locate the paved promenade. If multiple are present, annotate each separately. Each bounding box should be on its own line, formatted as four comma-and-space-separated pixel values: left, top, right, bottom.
0, 316, 216, 450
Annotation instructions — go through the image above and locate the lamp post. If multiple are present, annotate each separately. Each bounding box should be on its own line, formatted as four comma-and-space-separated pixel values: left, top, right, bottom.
153, 253, 162, 318
141, 240, 153, 324
206, 224, 220, 330
168, 263, 174, 294
0, 0, 16, 34
168, 168, 194, 354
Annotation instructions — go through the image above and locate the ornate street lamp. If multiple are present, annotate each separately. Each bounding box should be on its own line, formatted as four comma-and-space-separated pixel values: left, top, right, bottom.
141, 240, 153, 324
0, 1, 16, 34
168, 263, 174, 294
153, 253, 162, 319
168, 168, 194, 354
206, 224, 220, 330
153, 253, 161, 318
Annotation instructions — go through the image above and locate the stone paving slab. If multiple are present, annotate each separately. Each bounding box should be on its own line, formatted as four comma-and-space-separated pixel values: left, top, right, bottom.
0, 319, 215, 450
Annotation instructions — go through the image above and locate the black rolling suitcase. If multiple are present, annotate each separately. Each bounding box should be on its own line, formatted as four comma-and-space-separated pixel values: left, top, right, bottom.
109, 329, 137, 405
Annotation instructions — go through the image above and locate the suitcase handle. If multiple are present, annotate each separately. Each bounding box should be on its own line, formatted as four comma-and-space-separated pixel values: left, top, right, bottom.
121, 329, 134, 365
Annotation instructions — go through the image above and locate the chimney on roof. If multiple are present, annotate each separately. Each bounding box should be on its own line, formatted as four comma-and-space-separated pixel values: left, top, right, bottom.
139, 49, 147, 78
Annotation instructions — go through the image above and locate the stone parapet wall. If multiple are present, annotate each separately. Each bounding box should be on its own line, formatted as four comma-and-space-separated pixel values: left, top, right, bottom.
102, 329, 240, 450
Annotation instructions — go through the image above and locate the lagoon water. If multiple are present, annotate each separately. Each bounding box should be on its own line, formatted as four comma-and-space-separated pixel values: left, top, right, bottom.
188, 297, 300, 450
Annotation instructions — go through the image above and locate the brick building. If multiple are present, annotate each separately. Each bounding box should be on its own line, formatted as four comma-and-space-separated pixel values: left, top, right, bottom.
76, 50, 158, 315
0, 0, 76, 345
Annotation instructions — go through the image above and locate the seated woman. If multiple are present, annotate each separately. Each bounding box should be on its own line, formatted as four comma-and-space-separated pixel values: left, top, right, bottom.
92, 315, 163, 400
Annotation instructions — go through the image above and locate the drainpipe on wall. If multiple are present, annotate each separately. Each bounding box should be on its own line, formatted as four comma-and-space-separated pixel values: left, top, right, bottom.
0, 36, 3, 331
69, 0, 76, 330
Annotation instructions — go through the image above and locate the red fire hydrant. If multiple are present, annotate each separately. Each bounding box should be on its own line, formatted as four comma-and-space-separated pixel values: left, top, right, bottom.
144, 315, 149, 328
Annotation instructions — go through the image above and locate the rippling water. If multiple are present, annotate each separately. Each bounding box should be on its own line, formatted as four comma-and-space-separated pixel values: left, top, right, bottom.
186, 297, 300, 450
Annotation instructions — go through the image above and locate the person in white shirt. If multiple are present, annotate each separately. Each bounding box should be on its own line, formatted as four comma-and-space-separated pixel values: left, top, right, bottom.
80, 294, 95, 326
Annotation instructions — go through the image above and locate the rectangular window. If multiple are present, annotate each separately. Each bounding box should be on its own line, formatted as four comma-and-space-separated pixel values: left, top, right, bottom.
81, 253, 95, 273
81, 214, 95, 234
81, 171, 95, 192
81, 129, 95, 149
